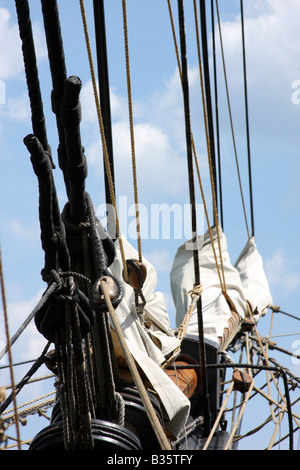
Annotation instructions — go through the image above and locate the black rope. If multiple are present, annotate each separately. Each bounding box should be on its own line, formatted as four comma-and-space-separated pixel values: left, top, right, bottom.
61, 76, 88, 223
177, 0, 211, 437
281, 368, 294, 450
15, 0, 54, 168
256, 337, 300, 361
93, 0, 116, 239
199, 0, 218, 220
0, 281, 58, 362
240, 0, 254, 237
40, 0, 67, 174
85, 192, 110, 276
41, 1, 88, 223
211, 0, 223, 228
40, 0, 67, 102
24, 134, 70, 273
18, 0, 120, 446
67, 302, 94, 449
0, 342, 51, 416
273, 308, 300, 322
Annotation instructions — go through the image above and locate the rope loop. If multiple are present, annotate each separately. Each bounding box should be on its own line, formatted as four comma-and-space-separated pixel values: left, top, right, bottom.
35, 270, 95, 342
186, 283, 203, 299
42, 268, 63, 290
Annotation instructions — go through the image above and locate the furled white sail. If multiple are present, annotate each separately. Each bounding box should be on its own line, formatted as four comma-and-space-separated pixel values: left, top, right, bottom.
109, 236, 190, 437
106, 226, 272, 437
235, 236, 273, 321
170, 225, 273, 349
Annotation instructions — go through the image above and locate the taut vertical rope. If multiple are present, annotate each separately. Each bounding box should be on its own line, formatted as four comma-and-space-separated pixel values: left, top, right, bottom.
240, 0, 255, 237
193, 0, 226, 293
122, 0, 142, 263
199, 0, 218, 220
211, 0, 223, 228
215, 0, 250, 239
167, 0, 227, 295
177, 0, 211, 437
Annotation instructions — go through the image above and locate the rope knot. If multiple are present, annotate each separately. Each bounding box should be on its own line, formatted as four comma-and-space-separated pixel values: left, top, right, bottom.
271, 305, 280, 313
41, 269, 63, 292
35, 271, 95, 342
186, 284, 203, 299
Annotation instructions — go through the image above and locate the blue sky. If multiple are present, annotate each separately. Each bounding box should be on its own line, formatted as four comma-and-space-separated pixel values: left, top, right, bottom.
0, 0, 300, 449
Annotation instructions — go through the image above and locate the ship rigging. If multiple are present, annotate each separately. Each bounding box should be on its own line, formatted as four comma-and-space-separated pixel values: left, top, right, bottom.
0, 0, 300, 451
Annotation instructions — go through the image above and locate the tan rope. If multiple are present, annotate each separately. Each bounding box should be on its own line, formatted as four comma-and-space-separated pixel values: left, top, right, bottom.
1, 391, 56, 417
79, 0, 128, 281
122, 0, 142, 263
252, 384, 286, 412
177, 284, 203, 341
100, 279, 172, 450
249, 321, 300, 441
266, 308, 277, 423
250, 312, 286, 405
2, 439, 32, 450
0, 245, 21, 449
166, 0, 226, 295
224, 380, 255, 449
267, 411, 284, 450
193, 0, 226, 292
244, 332, 252, 377
162, 289, 202, 369
202, 380, 235, 450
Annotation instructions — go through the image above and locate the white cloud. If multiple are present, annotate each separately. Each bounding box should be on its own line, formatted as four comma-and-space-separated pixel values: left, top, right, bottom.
112, 119, 187, 200
0, 92, 30, 121
265, 250, 300, 295
0, 8, 47, 81
9, 219, 40, 242
80, 69, 208, 206
143, 249, 173, 273
218, 0, 300, 83
0, 289, 47, 364
0, 8, 23, 80
211, 0, 300, 159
